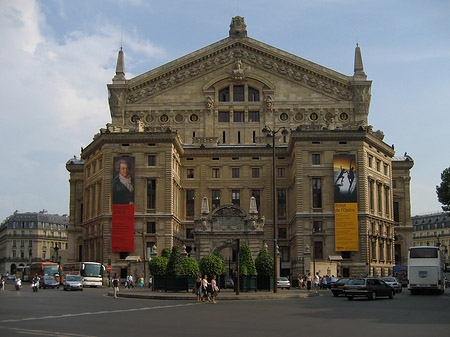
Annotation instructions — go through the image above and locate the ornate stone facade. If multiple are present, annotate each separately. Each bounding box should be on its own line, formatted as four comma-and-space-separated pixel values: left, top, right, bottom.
66, 17, 413, 279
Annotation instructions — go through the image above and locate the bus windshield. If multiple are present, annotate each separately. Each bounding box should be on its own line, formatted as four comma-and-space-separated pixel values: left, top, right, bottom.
43, 265, 60, 276
409, 247, 438, 259
82, 263, 102, 278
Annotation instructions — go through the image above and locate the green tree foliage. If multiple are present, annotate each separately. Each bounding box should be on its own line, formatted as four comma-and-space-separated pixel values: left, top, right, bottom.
239, 244, 257, 276
212, 250, 226, 275
180, 257, 199, 277
161, 248, 171, 259
166, 246, 184, 276
436, 167, 450, 212
148, 256, 168, 276
255, 249, 274, 276
199, 254, 223, 277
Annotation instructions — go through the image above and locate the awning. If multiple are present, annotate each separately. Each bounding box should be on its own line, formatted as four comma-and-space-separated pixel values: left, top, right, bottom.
328, 255, 343, 261
125, 256, 141, 261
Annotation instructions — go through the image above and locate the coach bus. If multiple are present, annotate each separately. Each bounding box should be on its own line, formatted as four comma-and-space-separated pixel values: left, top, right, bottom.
16, 265, 30, 282
61, 262, 104, 287
408, 246, 445, 294
29, 262, 61, 282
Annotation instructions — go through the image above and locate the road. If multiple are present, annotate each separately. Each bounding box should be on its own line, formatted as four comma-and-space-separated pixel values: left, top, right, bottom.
1, 281, 449, 337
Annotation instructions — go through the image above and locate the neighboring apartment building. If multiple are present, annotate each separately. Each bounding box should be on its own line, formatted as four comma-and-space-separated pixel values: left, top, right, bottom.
66, 17, 413, 280
412, 212, 450, 268
0, 211, 68, 275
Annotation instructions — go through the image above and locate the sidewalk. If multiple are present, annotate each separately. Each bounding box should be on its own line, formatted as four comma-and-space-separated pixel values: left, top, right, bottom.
108, 287, 323, 301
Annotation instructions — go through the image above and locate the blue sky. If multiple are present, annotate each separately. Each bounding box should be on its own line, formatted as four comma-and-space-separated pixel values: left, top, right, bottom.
1, 0, 449, 220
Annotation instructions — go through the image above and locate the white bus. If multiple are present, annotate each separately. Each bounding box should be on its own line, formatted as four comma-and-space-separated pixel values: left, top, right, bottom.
61, 262, 104, 287
408, 246, 445, 294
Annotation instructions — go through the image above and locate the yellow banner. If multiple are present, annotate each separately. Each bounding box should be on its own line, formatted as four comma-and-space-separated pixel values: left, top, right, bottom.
335, 203, 358, 251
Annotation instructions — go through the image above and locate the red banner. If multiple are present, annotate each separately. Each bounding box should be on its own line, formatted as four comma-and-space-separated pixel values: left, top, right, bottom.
112, 204, 135, 252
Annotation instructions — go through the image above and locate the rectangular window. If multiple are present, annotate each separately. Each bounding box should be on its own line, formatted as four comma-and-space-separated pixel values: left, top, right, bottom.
147, 179, 156, 209
186, 228, 194, 239
277, 167, 285, 178
248, 87, 260, 102
219, 111, 230, 122
146, 222, 156, 234
12, 240, 16, 248
248, 111, 260, 122
29, 240, 32, 247
393, 201, 399, 222
186, 190, 195, 217
233, 85, 244, 101
281, 246, 289, 262
313, 221, 323, 233
277, 189, 286, 218
212, 168, 220, 178
219, 87, 230, 102
252, 168, 260, 178
148, 155, 156, 166
251, 190, 261, 212
232, 190, 240, 207
212, 190, 220, 210
278, 228, 287, 239
187, 168, 194, 179
234, 111, 244, 122
312, 154, 320, 165
312, 178, 322, 208
232, 168, 240, 178
314, 241, 323, 260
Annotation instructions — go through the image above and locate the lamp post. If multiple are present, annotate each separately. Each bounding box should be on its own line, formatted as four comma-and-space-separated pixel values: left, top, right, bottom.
262, 126, 288, 293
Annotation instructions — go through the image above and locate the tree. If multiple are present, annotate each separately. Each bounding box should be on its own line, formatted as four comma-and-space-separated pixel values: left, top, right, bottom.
212, 250, 226, 275
166, 246, 184, 276
199, 255, 223, 277
436, 167, 450, 212
148, 256, 168, 276
255, 249, 274, 276
239, 244, 257, 276
161, 248, 171, 259
180, 257, 199, 277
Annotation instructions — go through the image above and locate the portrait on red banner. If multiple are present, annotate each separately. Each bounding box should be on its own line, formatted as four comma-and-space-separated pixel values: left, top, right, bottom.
113, 157, 135, 205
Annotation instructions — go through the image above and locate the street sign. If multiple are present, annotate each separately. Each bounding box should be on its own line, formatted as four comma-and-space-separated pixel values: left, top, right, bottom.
107, 266, 112, 271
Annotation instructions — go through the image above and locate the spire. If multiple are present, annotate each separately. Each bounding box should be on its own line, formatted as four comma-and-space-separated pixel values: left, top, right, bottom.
353, 43, 367, 79
112, 47, 125, 82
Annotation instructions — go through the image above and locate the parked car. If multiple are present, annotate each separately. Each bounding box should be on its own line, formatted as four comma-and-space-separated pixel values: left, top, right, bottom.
225, 278, 234, 289
326, 277, 339, 289
380, 277, 402, 293
330, 278, 350, 297
63, 275, 83, 291
41, 275, 59, 289
344, 277, 395, 300
277, 277, 291, 289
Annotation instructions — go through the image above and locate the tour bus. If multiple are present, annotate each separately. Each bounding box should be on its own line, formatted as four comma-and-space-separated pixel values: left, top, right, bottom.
16, 265, 30, 282
408, 246, 445, 294
29, 262, 61, 282
61, 262, 104, 287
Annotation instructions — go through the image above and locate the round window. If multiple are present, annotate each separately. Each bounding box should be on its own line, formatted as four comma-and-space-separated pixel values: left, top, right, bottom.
310, 112, 318, 121
190, 114, 199, 122
160, 114, 169, 123
339, 112, 349, 121
280, 113, 289, 121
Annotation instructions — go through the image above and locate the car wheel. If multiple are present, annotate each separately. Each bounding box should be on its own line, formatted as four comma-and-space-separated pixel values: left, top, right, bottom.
369, 291, 376, 300
347, 296, 353, 301
389, 290, 394, 299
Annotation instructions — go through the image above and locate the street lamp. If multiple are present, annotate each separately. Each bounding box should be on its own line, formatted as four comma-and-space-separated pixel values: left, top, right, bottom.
262, 125, 289, 293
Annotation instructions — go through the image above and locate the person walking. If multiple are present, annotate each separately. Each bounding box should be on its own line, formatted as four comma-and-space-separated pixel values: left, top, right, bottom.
139, 275, 144, 288
314, 272, 320, 293
202, 275, 210, 302
306, 273, 312, 292
211, 275, 219, 304
195, 275, 202, 302
112, 274, 119, 299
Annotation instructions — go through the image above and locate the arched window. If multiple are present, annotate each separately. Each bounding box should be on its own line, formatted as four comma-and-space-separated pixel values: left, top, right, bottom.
219, 87, 230, 102
248, 87, 259, 101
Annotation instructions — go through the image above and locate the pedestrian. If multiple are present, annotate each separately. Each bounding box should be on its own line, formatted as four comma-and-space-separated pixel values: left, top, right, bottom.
321, 276, 328, 290
314, 272, 320, 293
195, 275, 202, 302
306, 273, 312, 292
0, 275, 4, 291
211, 275, 219, 304
139, 275, 144, 288
202, 274, 210, 302
148, 276, 152, 289
112, 274, 119, 298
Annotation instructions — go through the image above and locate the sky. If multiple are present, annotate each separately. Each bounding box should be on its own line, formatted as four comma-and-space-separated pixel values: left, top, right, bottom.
1, 0, 449, 221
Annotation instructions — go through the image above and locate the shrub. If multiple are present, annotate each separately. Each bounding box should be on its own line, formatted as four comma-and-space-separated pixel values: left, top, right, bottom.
255, 249, 274, 276
199, 254, 223, 277
180, 257, 199, 277
149, 256, 168, 276
166, 246, 184, 276
161, 248, 170, 259
239, 244, 257, 276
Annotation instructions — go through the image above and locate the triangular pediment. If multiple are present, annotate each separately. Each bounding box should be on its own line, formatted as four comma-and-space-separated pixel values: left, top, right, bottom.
126, 37, 353, 104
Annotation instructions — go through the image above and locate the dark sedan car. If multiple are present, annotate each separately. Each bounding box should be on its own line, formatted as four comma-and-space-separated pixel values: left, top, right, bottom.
344, 277, 395, 300
330, 278, 350, 297
41, 275, 59, 289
